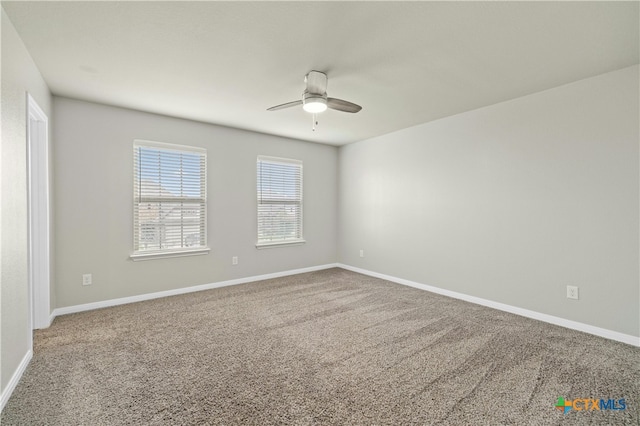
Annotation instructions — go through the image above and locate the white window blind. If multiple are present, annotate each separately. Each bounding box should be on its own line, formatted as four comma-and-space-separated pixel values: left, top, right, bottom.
257, 156, 304, 247
133, 140, 207, 258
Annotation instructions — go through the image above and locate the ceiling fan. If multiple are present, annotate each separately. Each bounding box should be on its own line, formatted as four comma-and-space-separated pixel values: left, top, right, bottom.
267, 70, 362, 130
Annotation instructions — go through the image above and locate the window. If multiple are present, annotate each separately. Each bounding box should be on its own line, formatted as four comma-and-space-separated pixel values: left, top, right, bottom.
131, 140, 208, 260
257, 156, 304, 247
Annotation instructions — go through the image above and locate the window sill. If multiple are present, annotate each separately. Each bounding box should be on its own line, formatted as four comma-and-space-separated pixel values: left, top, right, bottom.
130, 248, 210, 261
256, 239, 306, 249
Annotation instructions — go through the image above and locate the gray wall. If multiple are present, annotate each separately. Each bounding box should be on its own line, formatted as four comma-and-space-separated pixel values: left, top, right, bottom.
53, 97, 338, 308
339, 65, 639, 337
1, 8, 53, 392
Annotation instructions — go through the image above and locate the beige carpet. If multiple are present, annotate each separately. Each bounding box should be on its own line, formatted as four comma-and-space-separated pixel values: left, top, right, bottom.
2, 268, 638, 425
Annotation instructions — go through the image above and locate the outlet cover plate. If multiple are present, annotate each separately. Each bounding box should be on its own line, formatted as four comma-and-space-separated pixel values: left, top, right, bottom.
82, 274, 92, 286
566, 285, 579, 300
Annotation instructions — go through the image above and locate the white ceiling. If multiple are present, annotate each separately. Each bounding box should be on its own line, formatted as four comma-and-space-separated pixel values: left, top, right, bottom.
3, 1, 638, 146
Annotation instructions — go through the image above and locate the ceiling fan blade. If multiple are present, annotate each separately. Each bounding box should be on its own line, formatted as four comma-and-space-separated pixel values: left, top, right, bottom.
267, 100, 303, 111
327, 98, 362, 113
305, 70, 328, 95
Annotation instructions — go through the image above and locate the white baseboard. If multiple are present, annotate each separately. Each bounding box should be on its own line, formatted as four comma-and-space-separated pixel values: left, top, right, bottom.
337, 264, 640, 347
33, 310, 56, 330
1, 350, 33, 412
48, 261, 639, 347
52, 263, 339, 318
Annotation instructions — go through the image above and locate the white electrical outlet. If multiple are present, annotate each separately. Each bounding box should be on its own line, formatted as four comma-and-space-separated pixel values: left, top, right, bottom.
232, 256, 238, 265
566, 285, 579, 300
359, 249, 364, 258
82, 273, 92, 286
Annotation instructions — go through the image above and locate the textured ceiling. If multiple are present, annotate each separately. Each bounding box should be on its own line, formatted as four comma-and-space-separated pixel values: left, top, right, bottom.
2, 1, 638, 145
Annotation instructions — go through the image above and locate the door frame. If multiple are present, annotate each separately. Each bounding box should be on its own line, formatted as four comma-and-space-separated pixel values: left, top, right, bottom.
27, 93, 51, 330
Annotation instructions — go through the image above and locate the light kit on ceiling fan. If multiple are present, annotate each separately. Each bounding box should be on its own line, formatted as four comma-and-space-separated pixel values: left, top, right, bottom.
302, 94, 327, 113
267, 70, 362, 131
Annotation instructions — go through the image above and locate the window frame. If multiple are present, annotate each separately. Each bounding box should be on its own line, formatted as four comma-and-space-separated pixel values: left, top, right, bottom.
256, 155, 305, 249
130, 139, 209, 261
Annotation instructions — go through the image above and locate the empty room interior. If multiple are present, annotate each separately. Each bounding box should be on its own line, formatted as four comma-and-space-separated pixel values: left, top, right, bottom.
1, 1, 639, 424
